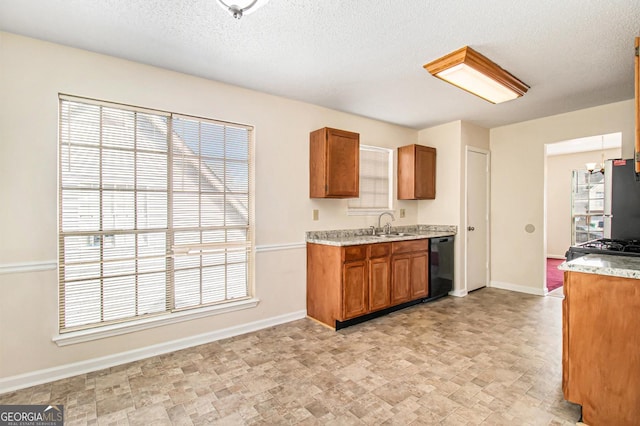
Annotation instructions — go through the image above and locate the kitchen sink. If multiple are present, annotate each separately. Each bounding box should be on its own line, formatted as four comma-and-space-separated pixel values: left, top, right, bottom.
375, 232, 416, 237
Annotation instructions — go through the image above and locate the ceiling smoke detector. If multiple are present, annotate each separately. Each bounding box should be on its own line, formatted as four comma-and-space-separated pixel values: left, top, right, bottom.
217, 0, 269, 19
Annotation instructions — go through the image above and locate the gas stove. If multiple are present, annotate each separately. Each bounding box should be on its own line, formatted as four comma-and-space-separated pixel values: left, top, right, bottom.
565, 238, 640, 261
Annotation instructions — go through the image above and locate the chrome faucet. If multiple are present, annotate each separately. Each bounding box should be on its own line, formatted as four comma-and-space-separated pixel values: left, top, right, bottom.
378, 212, 395, 234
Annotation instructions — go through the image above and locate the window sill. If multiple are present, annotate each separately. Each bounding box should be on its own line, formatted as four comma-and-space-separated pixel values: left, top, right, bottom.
53, 297, 260, 347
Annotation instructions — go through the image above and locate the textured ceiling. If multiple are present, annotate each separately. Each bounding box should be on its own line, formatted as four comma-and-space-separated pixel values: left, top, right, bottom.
1, 0, 639, 129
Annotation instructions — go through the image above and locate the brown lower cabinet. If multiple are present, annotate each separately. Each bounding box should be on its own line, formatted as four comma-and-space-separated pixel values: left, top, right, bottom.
562, 271, 640, 425
391, 239, 429, 304
368, 250, 391, 312
342, 259, 367, 319
307, 239, 429, 329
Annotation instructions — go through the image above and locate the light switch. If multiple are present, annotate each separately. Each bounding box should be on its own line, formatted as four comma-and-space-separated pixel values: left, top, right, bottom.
400, 208, 405, 218
312, 209, 319, 221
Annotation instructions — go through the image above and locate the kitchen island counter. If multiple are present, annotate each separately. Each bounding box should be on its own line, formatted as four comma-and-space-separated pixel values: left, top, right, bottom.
558, 254, 640, 279
561, 254, 640, 425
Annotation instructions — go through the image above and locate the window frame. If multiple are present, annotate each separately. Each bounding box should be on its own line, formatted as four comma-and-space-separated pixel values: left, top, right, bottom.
56, 94, 256, 343
347, 144, 394, 215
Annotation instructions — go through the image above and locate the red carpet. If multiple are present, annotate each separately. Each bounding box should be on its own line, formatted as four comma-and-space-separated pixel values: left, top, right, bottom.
547, 258, 564, 292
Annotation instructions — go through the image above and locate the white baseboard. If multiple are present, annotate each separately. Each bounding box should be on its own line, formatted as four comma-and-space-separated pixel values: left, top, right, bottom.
448, 289, 468, 297
0, 310, 306, 395
489, 280, 546, 296
546, 255, 566, 260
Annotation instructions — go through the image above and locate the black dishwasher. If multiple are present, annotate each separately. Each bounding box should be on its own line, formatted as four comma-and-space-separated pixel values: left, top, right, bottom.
429, 236, 454, 300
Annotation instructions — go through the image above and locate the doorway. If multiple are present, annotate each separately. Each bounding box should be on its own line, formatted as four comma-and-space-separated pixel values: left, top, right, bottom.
465, 147, 490, 293
544, 133, 622, 293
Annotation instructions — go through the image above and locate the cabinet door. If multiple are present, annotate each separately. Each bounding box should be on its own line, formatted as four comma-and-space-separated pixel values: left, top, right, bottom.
414, 145, 436, 199
410, 252, 429, 299
369, 257, 390, 311
310, 127, 359, 198
326, 129, 359, 197
397, 145, 416, 200
391, 255, 411, 304
397, 144, 436, 200
342, 261, 368, 319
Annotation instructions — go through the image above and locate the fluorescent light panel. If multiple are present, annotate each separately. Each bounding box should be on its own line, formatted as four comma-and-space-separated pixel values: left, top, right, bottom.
424, 46, 528, 104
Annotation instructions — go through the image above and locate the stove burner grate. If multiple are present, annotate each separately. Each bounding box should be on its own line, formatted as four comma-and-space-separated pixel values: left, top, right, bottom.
567, 238, 640, 260
580, 238, 640, 252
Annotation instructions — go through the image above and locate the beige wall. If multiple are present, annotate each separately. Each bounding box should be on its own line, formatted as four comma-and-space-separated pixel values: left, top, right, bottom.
0, 32, 421, 383
417, 121, 490, 294
3, 29, 633, 388
546, 148, 621, 258
491, 100, 635, 294
417, 122, 462, 225
417, 122, 462, 295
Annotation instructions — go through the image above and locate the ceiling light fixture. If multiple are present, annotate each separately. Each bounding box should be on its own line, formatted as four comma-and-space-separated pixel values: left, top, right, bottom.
423, 46, 529, 104
217, 0, 269, 19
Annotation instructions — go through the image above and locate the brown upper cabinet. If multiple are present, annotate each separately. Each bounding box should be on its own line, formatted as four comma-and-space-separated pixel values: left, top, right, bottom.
310, 127, 360, 198
635, 37, 639, 174
397, 144, 436, 200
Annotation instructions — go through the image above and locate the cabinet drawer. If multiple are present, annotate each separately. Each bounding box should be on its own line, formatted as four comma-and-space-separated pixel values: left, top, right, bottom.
392, 239, 429, 254
343, 245, 367, 262
369, 243, 391, 258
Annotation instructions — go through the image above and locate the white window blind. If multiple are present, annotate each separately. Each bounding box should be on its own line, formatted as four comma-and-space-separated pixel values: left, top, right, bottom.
58, 96, 253, 332
348, 145, 393, 212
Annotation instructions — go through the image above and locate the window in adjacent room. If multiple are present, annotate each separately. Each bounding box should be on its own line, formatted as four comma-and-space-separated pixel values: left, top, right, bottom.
58, 95, 253, 333
348, 145, 393, 214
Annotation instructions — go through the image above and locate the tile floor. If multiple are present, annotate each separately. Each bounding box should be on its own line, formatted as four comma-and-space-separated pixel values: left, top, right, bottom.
0, 288, 581, 425
547, 286, 564, 299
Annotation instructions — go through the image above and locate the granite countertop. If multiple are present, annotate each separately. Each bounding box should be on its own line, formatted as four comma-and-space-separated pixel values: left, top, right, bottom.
559, 254, 640, 280
306, 225, 456, 246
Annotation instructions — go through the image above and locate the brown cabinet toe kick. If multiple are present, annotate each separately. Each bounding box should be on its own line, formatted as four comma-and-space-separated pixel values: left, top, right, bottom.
333, 298, 425, 330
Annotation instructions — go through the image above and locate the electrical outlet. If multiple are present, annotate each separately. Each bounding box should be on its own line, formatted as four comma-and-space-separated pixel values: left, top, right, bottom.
312, 209, 319, 221
400, 208, 405, 218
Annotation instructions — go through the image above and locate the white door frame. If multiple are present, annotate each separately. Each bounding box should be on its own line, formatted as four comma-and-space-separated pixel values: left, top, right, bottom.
464, 146, 491, 295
